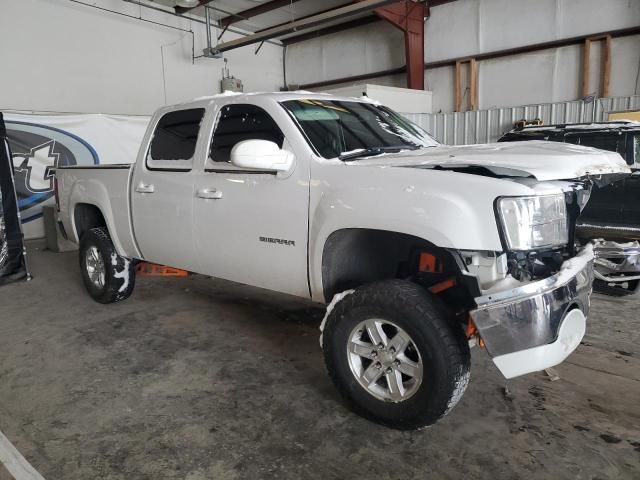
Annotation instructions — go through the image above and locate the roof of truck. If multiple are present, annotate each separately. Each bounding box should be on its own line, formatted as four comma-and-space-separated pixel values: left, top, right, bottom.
178, 90, 379, 106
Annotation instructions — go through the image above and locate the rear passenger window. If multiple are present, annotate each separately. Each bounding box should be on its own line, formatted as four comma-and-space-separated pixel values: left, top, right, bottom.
208, 104, 284, 166
147, 108, 205, 170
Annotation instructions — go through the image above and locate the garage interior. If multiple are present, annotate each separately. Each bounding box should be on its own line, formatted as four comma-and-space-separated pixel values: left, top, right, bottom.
1, 0, 640, 479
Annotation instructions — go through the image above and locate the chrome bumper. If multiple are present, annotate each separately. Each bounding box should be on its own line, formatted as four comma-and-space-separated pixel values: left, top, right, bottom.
469, 246, 594, 378
593, 239, 640, 285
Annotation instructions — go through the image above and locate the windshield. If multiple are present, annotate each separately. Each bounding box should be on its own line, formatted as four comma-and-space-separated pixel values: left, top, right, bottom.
281, 99, 438, 159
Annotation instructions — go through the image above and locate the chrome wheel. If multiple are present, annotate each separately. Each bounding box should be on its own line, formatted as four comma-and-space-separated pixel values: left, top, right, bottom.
347, 319, 423, 402
85, 245, 105, 289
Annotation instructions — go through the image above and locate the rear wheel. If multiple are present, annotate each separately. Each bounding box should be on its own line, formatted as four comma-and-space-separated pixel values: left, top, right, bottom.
79, 227, 135, 303
322, 279, 470, 430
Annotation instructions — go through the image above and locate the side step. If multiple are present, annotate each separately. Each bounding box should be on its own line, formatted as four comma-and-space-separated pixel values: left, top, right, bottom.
136, 262, 188, 277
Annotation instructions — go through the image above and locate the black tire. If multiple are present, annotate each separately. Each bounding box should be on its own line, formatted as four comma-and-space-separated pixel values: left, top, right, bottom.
79, 227, 135, 304
322, 279, 470, 430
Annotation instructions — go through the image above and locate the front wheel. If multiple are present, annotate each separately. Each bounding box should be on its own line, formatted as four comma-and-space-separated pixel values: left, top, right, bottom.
79, 227, 135, 303
322, 280, 470, 430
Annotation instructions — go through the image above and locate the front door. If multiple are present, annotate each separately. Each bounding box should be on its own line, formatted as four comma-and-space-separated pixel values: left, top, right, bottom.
193, 103, 310, 298
131, 107, 205, 271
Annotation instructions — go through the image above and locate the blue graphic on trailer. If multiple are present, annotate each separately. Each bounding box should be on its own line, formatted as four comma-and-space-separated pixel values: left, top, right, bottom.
6, 122, 99, 222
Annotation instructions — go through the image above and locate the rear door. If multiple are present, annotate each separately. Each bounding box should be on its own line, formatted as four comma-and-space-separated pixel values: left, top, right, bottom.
131, 108, 205, 270
192, 101, 310, 298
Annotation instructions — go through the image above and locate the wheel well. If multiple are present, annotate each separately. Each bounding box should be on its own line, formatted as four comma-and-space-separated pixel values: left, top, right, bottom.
321, 229, 477, 310
74, 203, 107, 240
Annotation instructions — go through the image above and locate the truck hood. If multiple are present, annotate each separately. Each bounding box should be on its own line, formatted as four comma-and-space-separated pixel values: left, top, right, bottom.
350, 140, 630, 181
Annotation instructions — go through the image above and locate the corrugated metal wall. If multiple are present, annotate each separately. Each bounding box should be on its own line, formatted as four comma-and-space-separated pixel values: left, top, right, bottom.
403, 95, 640, 145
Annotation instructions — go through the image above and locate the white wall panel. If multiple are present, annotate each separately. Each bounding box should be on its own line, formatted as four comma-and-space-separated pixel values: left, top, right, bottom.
478, 0, 559, 53
553, 45, 582, 102
559, 0, 640, 37
610, 35, 640, 97
480, 50, 558, 108
321, 29, 368, 81
362, 22, 405, 73
287, 40, 325, 86
0, 0, 284, 115
285, 0, 639, 113
286, 21, 403, 86
424, 0, 479, 62
425, 66, 456, 113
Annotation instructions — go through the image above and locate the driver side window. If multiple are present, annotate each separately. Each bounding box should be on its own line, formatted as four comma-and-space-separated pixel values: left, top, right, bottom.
208, 104, 284, 169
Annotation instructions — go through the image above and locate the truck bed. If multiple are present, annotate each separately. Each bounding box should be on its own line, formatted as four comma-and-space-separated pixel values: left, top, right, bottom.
55, 164, 139, 258
56, 164, 132, 169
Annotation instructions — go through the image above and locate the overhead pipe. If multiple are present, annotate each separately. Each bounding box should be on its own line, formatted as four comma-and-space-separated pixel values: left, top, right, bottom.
203, 6, 223, 58
205, 6, 212, 50
210, 0, 400, 55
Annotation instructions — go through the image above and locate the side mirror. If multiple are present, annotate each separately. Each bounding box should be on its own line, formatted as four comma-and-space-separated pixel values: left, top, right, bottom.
230, 139, 293, 172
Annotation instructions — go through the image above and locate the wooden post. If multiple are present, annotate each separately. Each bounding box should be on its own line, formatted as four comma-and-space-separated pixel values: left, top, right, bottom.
454, 59, 478, 112
602, 35, 612, 98
455, 61, 462, 112
582, 38, 591, 97
582, 35, 612, 98
469, 58, 478, 111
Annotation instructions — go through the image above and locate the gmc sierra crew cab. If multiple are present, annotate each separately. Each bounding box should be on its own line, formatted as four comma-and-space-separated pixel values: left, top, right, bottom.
55, 92, 630, 430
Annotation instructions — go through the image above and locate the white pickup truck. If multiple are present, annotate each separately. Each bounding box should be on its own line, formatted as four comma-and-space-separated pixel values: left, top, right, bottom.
55, 92, 629, 430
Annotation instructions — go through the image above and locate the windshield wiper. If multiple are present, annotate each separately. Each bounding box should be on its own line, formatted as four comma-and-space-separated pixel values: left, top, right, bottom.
338, 145, 419, 161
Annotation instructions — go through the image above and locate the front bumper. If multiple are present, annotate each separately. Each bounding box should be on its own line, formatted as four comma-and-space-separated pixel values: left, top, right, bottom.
469, 245, 594, 379
593, 239, 640, 288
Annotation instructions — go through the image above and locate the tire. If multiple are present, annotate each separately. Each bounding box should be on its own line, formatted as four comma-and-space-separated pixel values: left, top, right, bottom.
79, 227, 135, 304
322, 279, 470, 430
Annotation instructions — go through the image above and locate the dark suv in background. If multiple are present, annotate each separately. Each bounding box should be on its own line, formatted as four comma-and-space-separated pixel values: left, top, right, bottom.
500, 120, 640, 295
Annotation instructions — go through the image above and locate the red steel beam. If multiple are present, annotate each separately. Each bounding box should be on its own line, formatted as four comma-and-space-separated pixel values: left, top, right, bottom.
374, 1, 426, 90
282, 0, 457, 45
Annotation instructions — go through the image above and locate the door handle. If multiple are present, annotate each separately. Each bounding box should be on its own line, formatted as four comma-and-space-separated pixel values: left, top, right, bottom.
196, 188, 223, 200
135, 182, 155, 194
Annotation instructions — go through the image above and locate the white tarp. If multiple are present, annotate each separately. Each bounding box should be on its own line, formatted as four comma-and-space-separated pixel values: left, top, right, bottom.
3, 112, 150, 239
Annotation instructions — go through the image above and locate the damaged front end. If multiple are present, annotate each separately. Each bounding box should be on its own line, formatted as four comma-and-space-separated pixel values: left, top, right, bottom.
499, 183, 590, 282
455, 175, 619, 379
469, 245, 593, 378
396, 150, 630, 377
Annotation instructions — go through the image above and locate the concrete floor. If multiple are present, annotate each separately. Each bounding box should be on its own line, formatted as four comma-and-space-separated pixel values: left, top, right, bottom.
0, 241, 639, 480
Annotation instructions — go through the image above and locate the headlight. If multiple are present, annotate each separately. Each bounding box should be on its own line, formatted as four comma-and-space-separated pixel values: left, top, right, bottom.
497, 194, 568, 250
